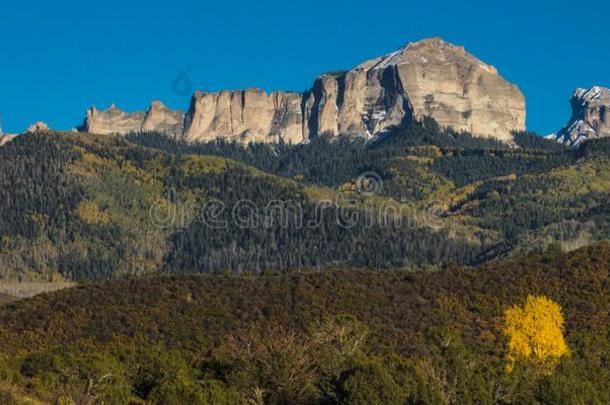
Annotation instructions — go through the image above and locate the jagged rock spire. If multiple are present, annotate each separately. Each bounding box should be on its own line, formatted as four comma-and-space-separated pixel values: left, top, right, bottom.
550, 86, 610, 147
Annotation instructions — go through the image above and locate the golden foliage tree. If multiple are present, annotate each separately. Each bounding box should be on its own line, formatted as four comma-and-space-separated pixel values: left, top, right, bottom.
503, 295, 569, 372
74, 201, 110, 225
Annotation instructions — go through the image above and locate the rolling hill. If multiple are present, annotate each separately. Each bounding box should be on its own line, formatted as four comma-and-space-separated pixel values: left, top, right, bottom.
0, 243, 608, 403
1, 121, 610, 281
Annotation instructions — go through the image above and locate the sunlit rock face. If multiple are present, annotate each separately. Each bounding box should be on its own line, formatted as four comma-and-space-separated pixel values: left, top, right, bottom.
26, 122, 50, 133
304, 38, 525, 141
551, 87, 610, 147
80, 37, 526, 143
141, 101, 185, 139
0, 134, 18, 147
83, 104, 145, 135
83, 102, 184, 139
182, 89, 304, 144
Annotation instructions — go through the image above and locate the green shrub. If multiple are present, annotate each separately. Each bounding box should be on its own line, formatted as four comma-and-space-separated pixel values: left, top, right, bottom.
335, 359, 403, 405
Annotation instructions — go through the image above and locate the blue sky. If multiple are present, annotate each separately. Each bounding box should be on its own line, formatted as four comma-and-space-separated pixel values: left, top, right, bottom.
0, 0, 608, 134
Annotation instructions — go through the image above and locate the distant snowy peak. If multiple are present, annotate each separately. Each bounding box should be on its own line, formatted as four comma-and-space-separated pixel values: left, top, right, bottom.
551, 86, 610, 147
574, 86, 610, 103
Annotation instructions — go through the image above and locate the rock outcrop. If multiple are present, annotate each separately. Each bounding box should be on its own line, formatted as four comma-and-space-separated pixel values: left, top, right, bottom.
0, 115, 19, 146
0, 134, 17, 147
183, 89, 304, 143
551, 87, 610, 147
0, 121, 49, 147
27, 122, 50, 133
141, 101, 185, 138
83, 102, 184, 139
80, 37, 526, 143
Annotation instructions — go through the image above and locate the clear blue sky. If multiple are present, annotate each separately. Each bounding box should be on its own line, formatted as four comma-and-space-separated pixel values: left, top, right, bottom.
1, 0, 608, 134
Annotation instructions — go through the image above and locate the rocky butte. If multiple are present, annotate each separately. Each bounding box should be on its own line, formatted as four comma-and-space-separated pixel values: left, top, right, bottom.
80, 37, 526, 143
550, 86, 610, 147
83, 101, 185, 139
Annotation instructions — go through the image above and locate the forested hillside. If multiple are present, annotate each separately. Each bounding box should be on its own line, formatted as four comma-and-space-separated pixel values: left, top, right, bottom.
0, 122, 610, 403
1, 121, 610, 280
0, 244, 608, 403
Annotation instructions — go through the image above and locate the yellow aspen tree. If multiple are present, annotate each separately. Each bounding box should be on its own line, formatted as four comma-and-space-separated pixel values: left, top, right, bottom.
74, 201, 110, 225
503, 295, 569, 373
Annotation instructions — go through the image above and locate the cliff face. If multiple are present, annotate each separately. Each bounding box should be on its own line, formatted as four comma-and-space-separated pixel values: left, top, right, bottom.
84, 104, 145, 135
304, 38, 525, 141
552, 87, 610, 147
80, 37, 526, 143
182, 89, 304, 143
388, 38, 526, 140
303, 69, 409, 139
141, 101, 185, 138
83, 102, 184, 139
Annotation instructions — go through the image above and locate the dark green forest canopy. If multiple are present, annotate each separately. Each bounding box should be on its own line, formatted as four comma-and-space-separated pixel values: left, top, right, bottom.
126, 121, 572, 189
0, 123, 609, 280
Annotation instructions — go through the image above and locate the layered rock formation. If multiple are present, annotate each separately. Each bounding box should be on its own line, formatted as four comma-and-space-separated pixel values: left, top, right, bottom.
83, 102, 184, 139
304, 38, 525, 141
551, 86, 610, 146
183, 89, 304, 143
80, 37, 526, 143
141, 101, 185, 137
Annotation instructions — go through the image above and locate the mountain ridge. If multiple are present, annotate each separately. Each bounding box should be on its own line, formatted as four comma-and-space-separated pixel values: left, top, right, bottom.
81, 37, 526, 143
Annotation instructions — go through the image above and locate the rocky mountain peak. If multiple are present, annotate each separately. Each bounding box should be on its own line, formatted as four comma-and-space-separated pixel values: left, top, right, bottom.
149, 100, 167, 110
551, 86, 610, 146
78, 37, 526, 143
306, 37, 524, 141
356, 38, 497, 75
574, 86, 610, 103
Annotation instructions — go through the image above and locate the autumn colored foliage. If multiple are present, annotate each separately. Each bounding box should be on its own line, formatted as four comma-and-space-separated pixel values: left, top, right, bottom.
0, 243, 607, 403
504, 295, 569, 372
